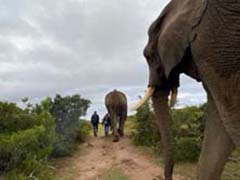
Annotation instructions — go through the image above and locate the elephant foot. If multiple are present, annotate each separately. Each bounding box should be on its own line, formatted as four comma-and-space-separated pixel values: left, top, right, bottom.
113, 135, 119, 142
118, 129, 124, 137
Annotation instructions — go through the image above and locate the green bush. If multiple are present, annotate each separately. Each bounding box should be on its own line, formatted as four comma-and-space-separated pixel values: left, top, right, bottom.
34, 94, 91, 157
0, 126, 44, 170
76, 120, 92, 142
0, 94, 91, 178
52, 120, 91, 157
171, 106, 205, 139
51, 138, 72, 157
0, 102, 56, 179
132, 103, 160, 147
0, 102, 41, 134
132, 102, 206, 163
171, 105, 205, 162
174, 137, 201, 162
7, 154, 54, 180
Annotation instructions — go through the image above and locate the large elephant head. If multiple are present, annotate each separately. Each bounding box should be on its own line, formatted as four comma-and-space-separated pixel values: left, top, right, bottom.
133, 0, 207, 179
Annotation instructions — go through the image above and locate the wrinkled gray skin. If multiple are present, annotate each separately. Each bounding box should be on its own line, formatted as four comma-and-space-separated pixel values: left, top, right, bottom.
105, 90, 127, 142
144, 0, 240, 179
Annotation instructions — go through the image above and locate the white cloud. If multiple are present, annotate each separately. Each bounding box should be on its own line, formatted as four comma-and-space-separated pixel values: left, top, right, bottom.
0, 0, 206, 119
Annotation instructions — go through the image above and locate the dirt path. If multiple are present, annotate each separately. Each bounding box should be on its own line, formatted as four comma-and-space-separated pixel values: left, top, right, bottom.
54, 136, 186, 180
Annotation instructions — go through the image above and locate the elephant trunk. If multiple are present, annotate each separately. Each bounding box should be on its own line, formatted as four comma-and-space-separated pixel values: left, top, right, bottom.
152, 89, 174, 180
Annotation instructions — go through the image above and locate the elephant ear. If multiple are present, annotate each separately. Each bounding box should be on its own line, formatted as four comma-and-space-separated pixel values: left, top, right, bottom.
157, 0, 207, 78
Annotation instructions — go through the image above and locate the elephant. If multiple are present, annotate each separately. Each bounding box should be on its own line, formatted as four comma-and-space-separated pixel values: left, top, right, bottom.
105, 89, 128, 142
133, 0, 240, 179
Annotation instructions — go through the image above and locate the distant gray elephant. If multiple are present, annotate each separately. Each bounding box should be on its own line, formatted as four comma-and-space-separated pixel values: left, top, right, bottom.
134, 0, 240, 179
105, 89, 127, 142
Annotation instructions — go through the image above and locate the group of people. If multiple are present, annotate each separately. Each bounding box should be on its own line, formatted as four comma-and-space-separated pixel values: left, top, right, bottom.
90, 111, 111, 137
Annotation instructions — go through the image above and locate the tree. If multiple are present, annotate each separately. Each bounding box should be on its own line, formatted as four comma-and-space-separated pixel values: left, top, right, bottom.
50, 94, 90, 135
34, 94, 91, 156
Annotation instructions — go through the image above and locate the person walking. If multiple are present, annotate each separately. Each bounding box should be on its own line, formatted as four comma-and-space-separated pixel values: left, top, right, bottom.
102, 113, 111, 136
91, 111, 99, 137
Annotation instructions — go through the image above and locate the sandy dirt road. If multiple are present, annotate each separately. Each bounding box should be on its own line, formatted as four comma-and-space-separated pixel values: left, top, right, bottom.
54, 136, 186, 180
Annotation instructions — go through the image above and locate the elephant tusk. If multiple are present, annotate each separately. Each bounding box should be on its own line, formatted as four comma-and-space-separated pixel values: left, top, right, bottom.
169, 87, 178, 107
131, 87, 155, 111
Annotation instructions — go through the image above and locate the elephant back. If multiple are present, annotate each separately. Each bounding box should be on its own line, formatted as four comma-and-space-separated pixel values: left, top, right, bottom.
105, 90, 127, 107
105, 90, 127, 118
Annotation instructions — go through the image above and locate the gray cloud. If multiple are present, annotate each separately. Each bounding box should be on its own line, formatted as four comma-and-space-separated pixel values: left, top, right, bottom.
0, 0, 206, 118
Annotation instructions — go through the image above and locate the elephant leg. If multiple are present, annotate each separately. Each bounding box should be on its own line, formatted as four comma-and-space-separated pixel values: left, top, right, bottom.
118, 118, 125, 137
111, 114, 119, 142
198, 95, 235, 180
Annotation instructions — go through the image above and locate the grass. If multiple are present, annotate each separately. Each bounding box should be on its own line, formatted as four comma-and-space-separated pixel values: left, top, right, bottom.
124, 119, 136, 135
133, 144, 240, 179
133, 140, 240, 178
88, 124, 105, 137
88, 118, 136, 138
174, 149, 240, 180
222, 149, 240, 180
174, 162, 197, 179
127, 115, 240, 179
99, 168, 130, 180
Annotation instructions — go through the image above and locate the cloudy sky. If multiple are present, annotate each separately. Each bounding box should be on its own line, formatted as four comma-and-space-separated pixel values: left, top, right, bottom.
0, 0, 206, 119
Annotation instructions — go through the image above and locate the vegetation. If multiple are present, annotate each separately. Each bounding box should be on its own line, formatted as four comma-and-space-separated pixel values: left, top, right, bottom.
171, 105, 206, 162
0, 102, 56, 179
132, 102, 206, 162
1, 93, 238, 179
131, 103, 161, 148
34, 94, 91, 156
222, 149, 240, 180
0, 94, 91, 179
131, 102, 240, 179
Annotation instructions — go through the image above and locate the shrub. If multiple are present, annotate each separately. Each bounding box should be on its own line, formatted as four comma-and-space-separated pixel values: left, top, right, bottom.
0, 94, 91, 178
0, 102, 56, 179
132, 103, 161, 147
171, 106, 205, 139
132, 102, 206, 163
174, 137, 201, 162
76, 120, 92, 142
0, 102, 40, 134
52, 120, 91, 157
33, 94, 91, 157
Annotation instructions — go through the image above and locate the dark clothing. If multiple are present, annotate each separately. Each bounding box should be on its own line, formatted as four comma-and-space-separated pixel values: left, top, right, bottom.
102, 114, 111, 127
91, 113, 99, 126
102, 114, 111, 136
91, 113, 99, 136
